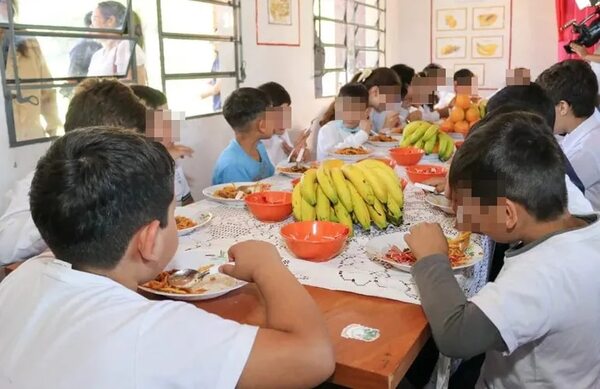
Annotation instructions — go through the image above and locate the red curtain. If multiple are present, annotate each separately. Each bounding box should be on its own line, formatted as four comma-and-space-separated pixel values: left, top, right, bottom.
556, 0, 597, 60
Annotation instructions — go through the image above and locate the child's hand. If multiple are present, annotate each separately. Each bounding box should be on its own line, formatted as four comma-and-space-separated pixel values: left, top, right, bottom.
437, 106, 450, 119
220, 240, 283, 283
384, 112, 400, 129
423, 177, 446, 194
168, 144, 194, 159
360, 119, 373, 134
570, 43, 587, 58
404, 223, 449, 261
282, 142, 294, 155
407, 110, 423, 122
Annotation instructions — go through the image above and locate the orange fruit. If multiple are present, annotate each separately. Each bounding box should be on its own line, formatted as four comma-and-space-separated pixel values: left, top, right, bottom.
455, 120, 470, 135
455, 94, 472, 110
440, 119, 454, 132
449, 107, 465, 122
465, 107, 481, 123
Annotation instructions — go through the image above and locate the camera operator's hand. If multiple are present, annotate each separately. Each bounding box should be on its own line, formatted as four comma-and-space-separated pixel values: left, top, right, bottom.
570, 43, 588, 58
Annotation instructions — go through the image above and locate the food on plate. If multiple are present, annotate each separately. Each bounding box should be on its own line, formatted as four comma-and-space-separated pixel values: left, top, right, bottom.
478, 13, 498, 27
400, 120, 455, 160
476, 43, 499, 57
334, 147, 370, 155
292, 159, 405, 234
141, 268, 236, 295
384, 232, 472, 267
278, 165, 310, 174
213, 183, 271, 199
441, 44, 460, 55
175, 216, 197, 230
369, 134, 396, 142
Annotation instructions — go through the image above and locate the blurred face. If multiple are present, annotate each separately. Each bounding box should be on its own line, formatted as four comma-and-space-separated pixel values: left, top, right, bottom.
270, 103, 291, 135
91, 7, 117, 29
506, 68, 531, 86
455, 77, 478, 95
369, 85, 402, 111
146, 110, 183, 148
258, 110, 277, 138
411, 77, 438, 106
335, 96, 368, 128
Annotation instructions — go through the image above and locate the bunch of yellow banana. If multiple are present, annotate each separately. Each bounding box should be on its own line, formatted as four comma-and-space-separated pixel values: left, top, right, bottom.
400, 120, 455, 161
292, 160, 405, 235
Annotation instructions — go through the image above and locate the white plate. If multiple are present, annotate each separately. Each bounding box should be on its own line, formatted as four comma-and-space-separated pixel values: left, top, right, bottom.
276, 162, 313, 178
425, 194, 455, 215
367, 137, 399, 148
202, 182, 270, 206
175, 207, 212, 236
328, 147, 374, 162
139, 249, 246, 301
365, 232, 484, 272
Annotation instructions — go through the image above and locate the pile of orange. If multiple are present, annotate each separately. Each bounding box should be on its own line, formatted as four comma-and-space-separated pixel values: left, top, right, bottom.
440, 94, 480, 136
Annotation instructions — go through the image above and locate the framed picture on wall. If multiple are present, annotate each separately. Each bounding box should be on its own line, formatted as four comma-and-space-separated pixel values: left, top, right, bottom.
454, 63, 485, 86
472, 6, 505, 30
472, 36, 504, 58
436, 8, 467, 31
436, 36, 467, 59
256, 0, 300, 46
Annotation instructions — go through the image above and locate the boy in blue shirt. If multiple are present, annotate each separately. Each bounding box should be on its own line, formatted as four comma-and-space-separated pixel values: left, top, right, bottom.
212, 88, 276, 185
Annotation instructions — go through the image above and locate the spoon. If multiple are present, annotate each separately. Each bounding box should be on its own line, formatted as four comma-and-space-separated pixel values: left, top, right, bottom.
168, 265, 219, 288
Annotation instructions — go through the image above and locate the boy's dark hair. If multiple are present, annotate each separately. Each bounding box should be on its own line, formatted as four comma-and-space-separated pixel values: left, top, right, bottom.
536, 59, 598, 119
29, 127, 174, 270
454, 68, 475, 85
450, 112, 567, 222
97, 1, 126, 26
84, 11, 93, 27
424, 63, 443, 72
258, 82, 291, 107
130, 85, 168, 110
486, 83, 556, 128
64, 79, 146, 133
391, 64, 415, 99
338, 82, 369, 106
351, 67, 402, 90
223, 87, 272, 131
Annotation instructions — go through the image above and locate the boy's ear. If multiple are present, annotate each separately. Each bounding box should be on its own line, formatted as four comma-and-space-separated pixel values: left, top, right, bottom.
136, 220, 163, 264
557, 101, 570, 117
504, 199, 519, 231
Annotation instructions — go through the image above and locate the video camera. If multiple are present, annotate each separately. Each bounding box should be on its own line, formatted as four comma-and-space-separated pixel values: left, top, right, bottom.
563, 3, 600, 54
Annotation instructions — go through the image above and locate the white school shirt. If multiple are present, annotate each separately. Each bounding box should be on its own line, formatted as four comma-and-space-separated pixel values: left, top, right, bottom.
471, 215, 600, 388
559, 110, 600, 210
174, 163, 192, 205
316, 120, 368, 161
418, 105, 441, 123
263, 131, 293, 166
87, 41, 146, 77
566, 175, 594, 214
0, 256, 258, 389
0, 171, 47, 264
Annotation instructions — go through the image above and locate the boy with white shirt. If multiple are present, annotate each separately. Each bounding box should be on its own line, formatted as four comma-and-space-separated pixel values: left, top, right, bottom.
316, 83, 371, 160
405, 112, 600, 388
0, 128, 335, 389
537, 59, 600, 210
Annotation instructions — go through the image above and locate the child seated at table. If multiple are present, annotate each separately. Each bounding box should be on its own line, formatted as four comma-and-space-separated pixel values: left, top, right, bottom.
0, 128, 335, 388
405, 112, 600, 388
258, 82, 294, 165
316, 82, 371, 160
212, 88, 276, 185
130, 85, 194, 206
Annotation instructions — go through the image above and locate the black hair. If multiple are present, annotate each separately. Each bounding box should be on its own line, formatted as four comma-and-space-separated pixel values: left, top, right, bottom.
97, 1, 126, 27
30, 127, 175, 270
84, 11, 93, 27
536, 59, 598, 119
130, 85, 168, 110
450, 112, 567, 222
454, 68, 475, 85
486, 83, 556, 128
338, 82, 369, 105
391, 64, 415, 99
258, 81, 291, 107
223, 87, 272, 131
350, 67, 402, 90
423, 63, 443, 72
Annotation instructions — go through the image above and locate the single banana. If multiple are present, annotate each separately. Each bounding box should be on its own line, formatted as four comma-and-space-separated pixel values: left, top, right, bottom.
334, 202, 353, 236
315, 185, 330, 221
316, 165, 338, 205
331, 167, 353, 212
301, 196, 316, 221
386, 196, 402, 225
439, 133, 456, 161
437, 133, 451, 160
414, 138, 426, 150
424, 133, 438, 155
329, 206, 339, 223
300, 169, 318, 206
355, 164, 388, 204
292, 183, 302, 221
348, 182, 371, 230
422, 124, 440, 142
341, 164, 375, 205
368, 198, 388, 230
408, 121, 430, 144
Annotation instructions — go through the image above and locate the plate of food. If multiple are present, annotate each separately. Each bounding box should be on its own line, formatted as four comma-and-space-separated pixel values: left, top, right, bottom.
368, 134, 399, 148
424, 194, 455, 215
276, 162, 317, 178
175, 207, 212, 236
202, 182, 272, 205
329, 146, 374, 161
139, 249, 245, 301
365, 231, 482, 272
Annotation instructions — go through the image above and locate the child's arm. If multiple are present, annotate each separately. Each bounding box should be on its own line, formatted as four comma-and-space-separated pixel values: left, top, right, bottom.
221, 241, 335, 388
405, 223, 506, 359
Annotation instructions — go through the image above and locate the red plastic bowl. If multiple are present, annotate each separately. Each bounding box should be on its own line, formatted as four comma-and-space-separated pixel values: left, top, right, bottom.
245, 191, 293, 222
405, 165, 448, 184
389, 147, 425, 166
280, 221, 349, 262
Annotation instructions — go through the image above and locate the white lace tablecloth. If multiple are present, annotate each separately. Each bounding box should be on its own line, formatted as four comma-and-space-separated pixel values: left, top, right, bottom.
178, 170, 492, 305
